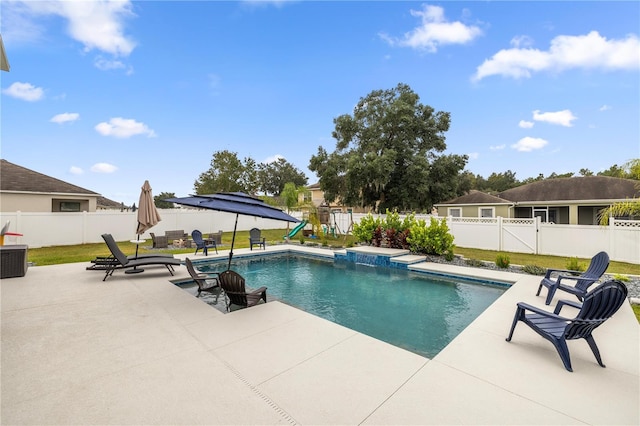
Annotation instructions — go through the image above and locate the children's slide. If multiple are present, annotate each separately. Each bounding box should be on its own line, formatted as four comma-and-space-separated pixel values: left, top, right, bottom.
284, 220, 308, 239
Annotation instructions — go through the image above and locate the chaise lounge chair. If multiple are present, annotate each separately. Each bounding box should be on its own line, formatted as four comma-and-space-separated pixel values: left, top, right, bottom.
218, 269, 267, 311
192, 230, 218, 256
100, 234, 181, 281
185, 257, 220, 298
536, 251, 609, 305
507, 279, 627, 372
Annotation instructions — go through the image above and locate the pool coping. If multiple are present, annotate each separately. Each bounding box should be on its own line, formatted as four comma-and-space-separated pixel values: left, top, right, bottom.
1, 244, 638, 425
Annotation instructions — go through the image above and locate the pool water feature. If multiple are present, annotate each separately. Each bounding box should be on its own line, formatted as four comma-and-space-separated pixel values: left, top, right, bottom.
196, 254, 507, 358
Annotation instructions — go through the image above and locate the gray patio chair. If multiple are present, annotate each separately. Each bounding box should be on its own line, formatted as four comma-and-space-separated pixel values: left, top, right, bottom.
218, 269, 267, 311
185, 258, 220, 298
100, 234, 181, 281
249, 228, 266, 250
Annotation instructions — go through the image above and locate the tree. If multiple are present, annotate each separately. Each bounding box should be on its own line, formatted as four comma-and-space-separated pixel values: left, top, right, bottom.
309, 83, 466, 212
154, 192, 176, 208
280, 182, 304, 236
547, 172, 574, 179
598, 164, 626, 178
482, 170, 519, 193
579, 168, 594, 176
598, 199, 640, 225
194, 150, 260, 195
258, 157, 308, 196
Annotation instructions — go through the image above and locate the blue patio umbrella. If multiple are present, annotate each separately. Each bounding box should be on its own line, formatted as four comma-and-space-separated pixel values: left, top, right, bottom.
165, 192, 300, 269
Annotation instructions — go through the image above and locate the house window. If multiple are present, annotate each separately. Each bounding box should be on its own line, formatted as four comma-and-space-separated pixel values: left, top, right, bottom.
534, 207, 548, 223
479, 207, 494, 218
60, 202, 81, 212
303, 191, 312, 203
448, 208, 461, 217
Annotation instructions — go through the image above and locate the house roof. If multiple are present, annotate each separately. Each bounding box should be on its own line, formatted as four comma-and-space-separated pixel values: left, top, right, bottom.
438, 176, 639, 205
97, 196, 124, 209
0, 159, 100, 196
438, 190, 510, 205
497, 176, 639, 202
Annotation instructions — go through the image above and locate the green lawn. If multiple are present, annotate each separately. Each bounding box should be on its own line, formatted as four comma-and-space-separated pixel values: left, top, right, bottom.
27, 230, 640, 276
26, 232, 640, 323
26, 229, 357, 266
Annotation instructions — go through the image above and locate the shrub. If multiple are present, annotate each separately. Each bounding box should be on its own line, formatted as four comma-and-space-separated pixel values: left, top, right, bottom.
613, 273, 630, 282
465, 258, 484, 267
522, 264, 546, 275
372, 226, 384, 247
383, 209, 403, 233
352, 214, 381, 244
495, 253, 510, 269
407, 217, 455, 256
299, 236, 305, 245
565, 257, 586, 273
346, 240, 354, 248
444, 250, 455, 261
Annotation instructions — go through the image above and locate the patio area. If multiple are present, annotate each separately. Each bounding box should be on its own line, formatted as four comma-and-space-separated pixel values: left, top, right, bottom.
1, 245, 638, 425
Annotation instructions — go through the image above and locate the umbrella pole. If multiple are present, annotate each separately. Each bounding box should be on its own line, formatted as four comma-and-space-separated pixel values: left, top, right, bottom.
228, 213, 239, 270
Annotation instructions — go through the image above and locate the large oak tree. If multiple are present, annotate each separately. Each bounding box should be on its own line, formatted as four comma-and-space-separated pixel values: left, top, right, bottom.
309, 83, 468, 212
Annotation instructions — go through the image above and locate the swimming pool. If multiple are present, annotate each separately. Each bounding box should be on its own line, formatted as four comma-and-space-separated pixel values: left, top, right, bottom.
194, 254, 507, 358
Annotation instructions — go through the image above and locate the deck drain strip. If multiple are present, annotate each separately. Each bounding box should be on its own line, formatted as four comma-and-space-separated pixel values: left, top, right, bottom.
215, 355, 298, 425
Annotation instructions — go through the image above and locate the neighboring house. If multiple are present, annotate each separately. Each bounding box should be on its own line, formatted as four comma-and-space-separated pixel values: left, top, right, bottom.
435, 176, 639, 225
0, 159, 101, 212
299, 182, 368, 214
97, 196, 127, 211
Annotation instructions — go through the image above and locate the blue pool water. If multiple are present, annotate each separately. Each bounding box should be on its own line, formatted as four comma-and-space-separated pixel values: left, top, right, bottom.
196, 254, 507, 358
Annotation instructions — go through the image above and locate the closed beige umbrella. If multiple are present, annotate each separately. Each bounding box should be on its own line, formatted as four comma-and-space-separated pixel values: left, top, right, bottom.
136, 180, 161, 236
129, 180, 162, 274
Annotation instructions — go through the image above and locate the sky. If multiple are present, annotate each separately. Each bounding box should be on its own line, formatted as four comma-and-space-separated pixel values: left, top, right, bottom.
1, 0, 639, 206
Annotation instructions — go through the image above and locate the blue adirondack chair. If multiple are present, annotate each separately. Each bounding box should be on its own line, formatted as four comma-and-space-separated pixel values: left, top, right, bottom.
536, 251, 609, 305
191, 229, 218, 256
507, 279, 628, 372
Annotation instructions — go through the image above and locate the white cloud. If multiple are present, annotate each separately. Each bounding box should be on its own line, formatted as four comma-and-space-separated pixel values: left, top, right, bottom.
2, 82, 44, 101
511, 137, 548, 152
599, 104, 612, 111
95, 117, 157, 138
473, 31, 640, 81
50, 112, 80, 124
13, 0, 137, 56
467, 152, 479, 160
379, 4, 482, 52
94, 56, 124, 70
90, 163, 118, 173
510, 35, 534, 49
263, 154, 284, 164
518, 120, 534, 128
489, 144, 506, 151
69, 166, 83, 175
532, 109, 577, 127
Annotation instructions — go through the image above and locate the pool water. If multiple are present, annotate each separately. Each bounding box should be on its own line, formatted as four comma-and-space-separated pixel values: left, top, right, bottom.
197, 255, 507, 358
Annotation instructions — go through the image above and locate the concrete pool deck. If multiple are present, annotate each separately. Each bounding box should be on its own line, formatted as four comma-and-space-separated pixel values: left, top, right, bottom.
1, 245, 638, 425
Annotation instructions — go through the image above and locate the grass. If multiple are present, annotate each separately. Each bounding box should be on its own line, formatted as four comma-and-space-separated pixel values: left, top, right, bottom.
26, 229, 358, 266
453, 247, 640, 276
633, 304, 640, 323
28, 231, 640, 275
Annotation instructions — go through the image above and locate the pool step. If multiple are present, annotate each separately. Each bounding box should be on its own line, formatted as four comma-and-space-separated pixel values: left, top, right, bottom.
390, 254, 428, 269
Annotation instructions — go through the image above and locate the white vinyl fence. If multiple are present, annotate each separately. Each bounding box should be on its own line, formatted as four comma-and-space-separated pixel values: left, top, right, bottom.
1, 210, 638, 264
0, 209, 303, 248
